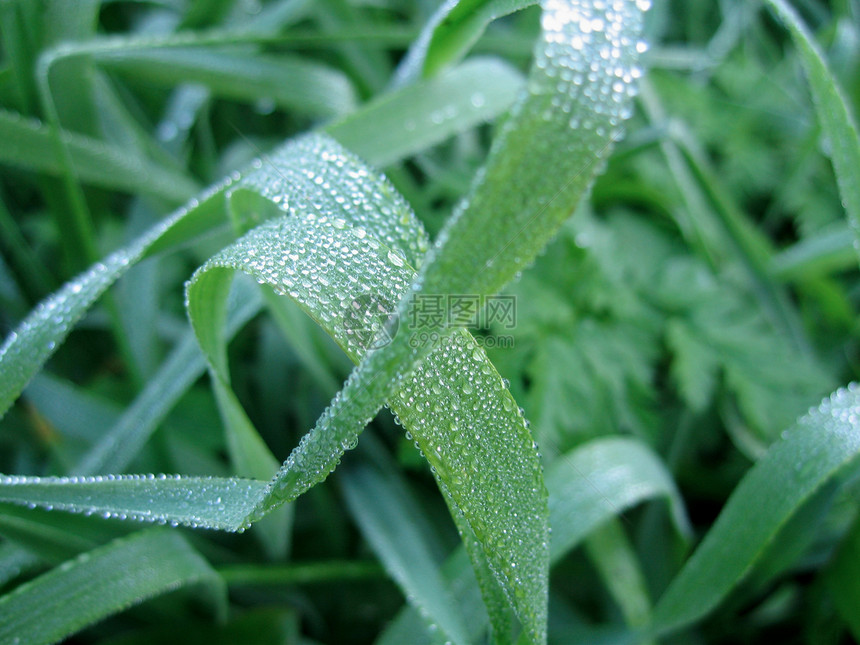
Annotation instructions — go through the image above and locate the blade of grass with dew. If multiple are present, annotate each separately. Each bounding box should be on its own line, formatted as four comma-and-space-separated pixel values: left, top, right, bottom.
0, 475, 268, 531
0, 529, 225, 645
393, 0, 537, 85
241, 2, 649, 638
378, 435, 690, 644
0, 54, 522, 423
185, 133, 521, 638
341, 448, 470, 645
650, 383, 860, 636
284, 0, 651, 478
765, 0, 860, 253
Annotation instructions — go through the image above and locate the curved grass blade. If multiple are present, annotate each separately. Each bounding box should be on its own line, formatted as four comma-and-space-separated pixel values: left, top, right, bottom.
547, 436, 690, 562
765, 0, 860, 253
651, 383, 860, 636
238, 2, 649, 636
186, 133, 540, 640
269, 0, 650, 520
0, 529, 225, 645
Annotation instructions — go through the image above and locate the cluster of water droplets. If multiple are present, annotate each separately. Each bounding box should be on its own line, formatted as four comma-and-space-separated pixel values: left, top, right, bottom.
391, 332, 548, 628
780, 382, 860, 449
0, 473, 266, 531
534, 0, 649, 137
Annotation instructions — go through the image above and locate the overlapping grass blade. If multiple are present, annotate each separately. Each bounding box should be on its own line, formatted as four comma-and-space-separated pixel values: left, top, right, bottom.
240, 3, 647, 637
651, 384, 860, 636
765, 0, 860, 252
186, 132, 540, 640
0, 529, 225, 645
0, 2, 650, 641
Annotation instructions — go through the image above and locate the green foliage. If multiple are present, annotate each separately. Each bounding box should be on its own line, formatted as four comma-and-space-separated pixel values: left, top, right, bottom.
0, 0, 859, 644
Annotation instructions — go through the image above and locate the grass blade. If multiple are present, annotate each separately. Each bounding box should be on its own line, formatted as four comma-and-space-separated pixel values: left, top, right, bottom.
327, 57, 524, 167
186, 133, 546, 639
0, 529, 225, 645
0, 475, 267, 531
765, 0, 860, 254
0, 542, 39, 588
547, 437, 690, 563
0, 55, 518, 424
651, 383, 860, 635
0, 181, 231, 420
